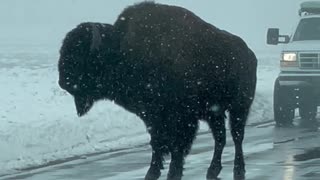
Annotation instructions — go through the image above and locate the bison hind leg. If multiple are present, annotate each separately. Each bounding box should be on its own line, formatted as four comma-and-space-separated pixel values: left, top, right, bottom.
229, 107, 250, 180
206, 113, 226, 179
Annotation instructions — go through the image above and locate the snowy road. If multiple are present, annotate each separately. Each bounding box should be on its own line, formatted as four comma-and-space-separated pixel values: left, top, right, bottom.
3, 120, 320, 180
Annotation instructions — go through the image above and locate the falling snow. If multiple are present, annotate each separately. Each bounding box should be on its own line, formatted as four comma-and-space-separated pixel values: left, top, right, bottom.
210, 104, 220, 112
0, 0, 289, 176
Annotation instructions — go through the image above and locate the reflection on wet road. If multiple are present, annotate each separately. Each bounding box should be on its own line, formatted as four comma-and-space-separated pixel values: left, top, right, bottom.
2, 120, 320, 180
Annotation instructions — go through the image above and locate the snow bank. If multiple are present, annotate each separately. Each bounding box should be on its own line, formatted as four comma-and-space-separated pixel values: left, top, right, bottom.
248, 47, 281, 124
0, 45, 280, 175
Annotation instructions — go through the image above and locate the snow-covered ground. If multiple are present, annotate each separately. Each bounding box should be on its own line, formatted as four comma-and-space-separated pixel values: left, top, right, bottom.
0, 42, 281, 176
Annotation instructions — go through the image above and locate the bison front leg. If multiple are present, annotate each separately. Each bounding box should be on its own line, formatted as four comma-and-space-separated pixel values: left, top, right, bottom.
167, 150, 184, 180
229, 108, 249, 180
206, 115, 226, 179
145, 148, 164, 180
145, 131, 166, 180
167, 117, 198, 180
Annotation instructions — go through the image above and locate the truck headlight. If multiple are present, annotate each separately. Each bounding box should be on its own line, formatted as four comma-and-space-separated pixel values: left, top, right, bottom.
282, 52, 297, 61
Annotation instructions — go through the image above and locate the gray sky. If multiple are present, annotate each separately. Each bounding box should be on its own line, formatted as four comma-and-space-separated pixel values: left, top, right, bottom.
0, 0, 306, 49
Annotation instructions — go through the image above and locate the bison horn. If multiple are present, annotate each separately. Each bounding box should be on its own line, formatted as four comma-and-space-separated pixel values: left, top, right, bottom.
90, 23, 102, 51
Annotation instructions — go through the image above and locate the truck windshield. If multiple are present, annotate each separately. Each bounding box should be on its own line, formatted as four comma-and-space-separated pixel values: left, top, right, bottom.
293, 17, 320, 41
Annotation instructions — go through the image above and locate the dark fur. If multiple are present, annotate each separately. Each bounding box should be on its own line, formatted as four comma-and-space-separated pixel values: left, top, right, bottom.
58, 2, 257, 180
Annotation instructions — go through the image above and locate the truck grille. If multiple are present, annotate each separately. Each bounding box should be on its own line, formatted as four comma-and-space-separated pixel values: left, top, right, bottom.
299, 53, 320, 69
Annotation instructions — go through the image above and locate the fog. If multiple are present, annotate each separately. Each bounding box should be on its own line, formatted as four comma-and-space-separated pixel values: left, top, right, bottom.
2, 1, 320, 178
0, 0, 306, 49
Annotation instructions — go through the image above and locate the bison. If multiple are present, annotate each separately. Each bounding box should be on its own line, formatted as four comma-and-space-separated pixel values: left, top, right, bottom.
58, 2, 257, 180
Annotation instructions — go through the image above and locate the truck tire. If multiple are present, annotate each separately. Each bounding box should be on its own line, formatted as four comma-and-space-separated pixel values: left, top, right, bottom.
299, 87, 317, 121
299, 105, 317, 121
273, 78, 295, 127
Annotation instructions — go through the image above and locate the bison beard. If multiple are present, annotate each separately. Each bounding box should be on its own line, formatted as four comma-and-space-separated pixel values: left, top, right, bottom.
58, 2, 257, 180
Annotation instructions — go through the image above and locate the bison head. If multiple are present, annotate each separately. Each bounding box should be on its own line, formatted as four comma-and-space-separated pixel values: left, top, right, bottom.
58, 22, 119, 116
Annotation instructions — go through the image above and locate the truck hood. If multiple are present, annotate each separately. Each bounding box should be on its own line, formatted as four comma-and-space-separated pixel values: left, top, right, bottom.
283, 40, 320, 52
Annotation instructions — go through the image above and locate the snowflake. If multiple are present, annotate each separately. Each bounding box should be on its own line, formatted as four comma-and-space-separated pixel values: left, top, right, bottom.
210, 104, 220, 112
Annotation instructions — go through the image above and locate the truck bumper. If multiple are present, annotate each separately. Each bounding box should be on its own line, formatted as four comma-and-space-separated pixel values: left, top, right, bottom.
278, 72, 320, 88
278, 72, 320, 106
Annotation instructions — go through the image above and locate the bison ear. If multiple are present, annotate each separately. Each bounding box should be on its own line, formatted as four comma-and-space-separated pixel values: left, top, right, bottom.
74, 95, 94, 117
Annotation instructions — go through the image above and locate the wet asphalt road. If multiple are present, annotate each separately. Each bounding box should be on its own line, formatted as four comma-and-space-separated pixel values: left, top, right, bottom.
2, 120, 320, 180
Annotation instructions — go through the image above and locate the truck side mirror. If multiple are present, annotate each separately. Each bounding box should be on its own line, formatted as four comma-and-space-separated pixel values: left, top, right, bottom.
267, 28, 280, 45
280, 35, 290, 44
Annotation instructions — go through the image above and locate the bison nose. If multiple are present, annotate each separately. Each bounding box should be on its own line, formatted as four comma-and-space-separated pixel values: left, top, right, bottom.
58, 79, 67, 89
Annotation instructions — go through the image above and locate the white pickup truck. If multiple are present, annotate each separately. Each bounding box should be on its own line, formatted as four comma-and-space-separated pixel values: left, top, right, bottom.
267, 1, 320, 127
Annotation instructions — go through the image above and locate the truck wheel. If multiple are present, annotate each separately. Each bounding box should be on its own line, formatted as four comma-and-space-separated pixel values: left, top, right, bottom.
273, 78, 295, 127
299, 87, 317, 121
299, 105, 317, 121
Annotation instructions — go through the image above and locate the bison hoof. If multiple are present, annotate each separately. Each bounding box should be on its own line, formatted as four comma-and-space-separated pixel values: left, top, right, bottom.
145, 168, 161, 180
167, 175, 182, 180
233, 168, 245, 180
206, 166, 222, 179
167, 166, 183, 180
